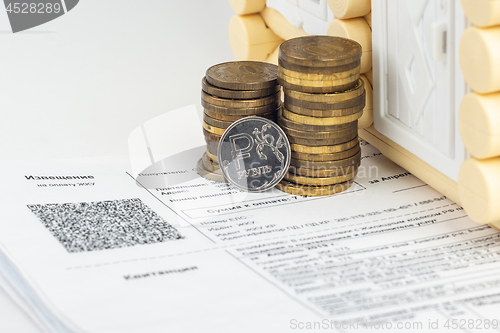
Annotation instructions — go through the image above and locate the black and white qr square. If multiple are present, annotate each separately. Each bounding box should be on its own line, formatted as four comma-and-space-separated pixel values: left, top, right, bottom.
27, 198, 183, 253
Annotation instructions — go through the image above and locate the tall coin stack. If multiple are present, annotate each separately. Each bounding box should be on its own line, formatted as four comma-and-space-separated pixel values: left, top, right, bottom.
276, 36, 365, 196
198, 61, 281, 183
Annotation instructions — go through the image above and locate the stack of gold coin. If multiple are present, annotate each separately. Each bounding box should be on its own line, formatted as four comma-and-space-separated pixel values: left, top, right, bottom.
198, 61, 281, 182
276, 36, 365, 196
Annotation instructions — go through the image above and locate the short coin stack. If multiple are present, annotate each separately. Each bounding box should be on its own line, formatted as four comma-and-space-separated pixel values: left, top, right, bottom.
199, 61, 281, 183
276, 36, 365, 196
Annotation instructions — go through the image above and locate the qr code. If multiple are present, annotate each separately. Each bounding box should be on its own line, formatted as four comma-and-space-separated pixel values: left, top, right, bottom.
27, 198, 183, 253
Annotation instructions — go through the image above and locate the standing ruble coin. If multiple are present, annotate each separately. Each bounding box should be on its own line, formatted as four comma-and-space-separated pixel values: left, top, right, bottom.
218, 117, 291, 192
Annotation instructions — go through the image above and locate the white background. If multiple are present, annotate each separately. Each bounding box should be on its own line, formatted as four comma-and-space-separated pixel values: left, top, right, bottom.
0, 0, 235, 159
0, 1, 235, 331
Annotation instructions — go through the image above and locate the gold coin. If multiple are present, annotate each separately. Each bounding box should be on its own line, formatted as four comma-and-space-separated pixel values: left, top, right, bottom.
278, 69, 358, 87
203, 121, 226, 136
201, 90, 280, 108
278, 109, 356, 132
284, 79, 364, 103
291, 137, 358, 154
284, 97, 365, 117
276, 179, 353, 197
204, 133, 220, 146
207, 151, 219, 163
291, 149, 361, 169
278, 76, 358, 94
204, 113, 278, 130
202, 77, 280, 100
284, 168, 357, 185
202, 99, 281, 115
278, 57, 360, 74
279, 36, 362, 67
206, 140, 218, 155
204, 108, 276, 122
287, 133, 358, 146
283, 108, 363, 125
280, 123, 358, 140
197, 158, 227, 183
284, 88, 365, 111
291, 144, 360, 161
279, 64, 360, 81
206, 61, 278, 90
201, 152, 219, 172
203, 128, 221, 143
204, 113, 233, 129
288, 160, 360, 178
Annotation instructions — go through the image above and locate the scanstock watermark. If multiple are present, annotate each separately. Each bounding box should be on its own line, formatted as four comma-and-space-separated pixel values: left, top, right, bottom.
3, 0, 79, 33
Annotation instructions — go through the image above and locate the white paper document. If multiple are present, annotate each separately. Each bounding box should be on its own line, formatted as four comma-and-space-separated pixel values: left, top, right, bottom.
1, 135, 500, 332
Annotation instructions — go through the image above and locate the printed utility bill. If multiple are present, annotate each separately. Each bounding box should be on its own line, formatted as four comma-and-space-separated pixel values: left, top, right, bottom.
1, 134, 500, 331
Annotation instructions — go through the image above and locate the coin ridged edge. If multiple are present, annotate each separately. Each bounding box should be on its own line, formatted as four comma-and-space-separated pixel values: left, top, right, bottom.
288, 159, 361, 177
290, 144, 360, 161
204, 108, 276, 122
283, 79, 364, 103
278, 58, 361, 74
276, 179, 354, 196
204, 113, 233, 129
279, 65, 360, 81
283, 108, 363, 125
290, 149, 361, 169
284, 89, 365, 111
291, 137, 359, 154
287, 132, 358, 146
206, 140, 218, 155
207, 151, 219, 163
284, 97, 365, 117
278, 69, 359, 87
284, 168, 357, 185
278, 77, 358, 93
203, 121, 226, 136
202, 99, 281, 115
202, 152, 220, 172
201, 90, 280, 108
281, 124, 358, 140
284, 79, 364, 103
202, 77, 280, 100
278, 109, 356, 132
